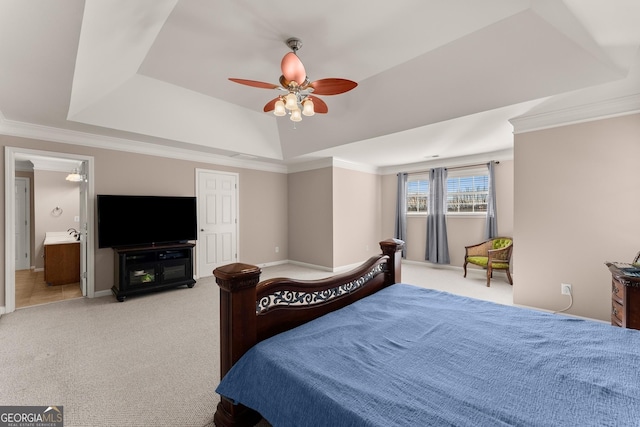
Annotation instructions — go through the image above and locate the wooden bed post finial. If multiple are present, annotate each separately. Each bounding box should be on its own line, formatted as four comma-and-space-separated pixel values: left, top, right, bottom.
380, 239, 404, 285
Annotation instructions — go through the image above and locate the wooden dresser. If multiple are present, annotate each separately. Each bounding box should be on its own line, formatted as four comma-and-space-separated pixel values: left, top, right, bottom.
606, 261, 640, 330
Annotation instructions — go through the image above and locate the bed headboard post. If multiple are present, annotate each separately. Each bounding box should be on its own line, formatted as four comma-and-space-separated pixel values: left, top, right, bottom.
380, 239, 404, 285
213, 263, 263, 427
214, 262, 261, 377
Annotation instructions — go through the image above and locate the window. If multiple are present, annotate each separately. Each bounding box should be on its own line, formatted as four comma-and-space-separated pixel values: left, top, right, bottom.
405, 169, 488, 214
407, 176, 428, 213
447, 174, 488, 213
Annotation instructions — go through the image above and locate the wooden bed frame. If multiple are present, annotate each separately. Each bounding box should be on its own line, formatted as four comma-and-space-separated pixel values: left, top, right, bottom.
212, 239, 404, 427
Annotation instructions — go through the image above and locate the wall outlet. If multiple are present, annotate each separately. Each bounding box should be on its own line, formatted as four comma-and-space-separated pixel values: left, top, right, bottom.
561, 283, 572, 295
275, 246, 279, 253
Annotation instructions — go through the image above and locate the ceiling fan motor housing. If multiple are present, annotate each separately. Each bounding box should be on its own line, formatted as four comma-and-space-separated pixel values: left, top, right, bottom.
285, 37, 303, 52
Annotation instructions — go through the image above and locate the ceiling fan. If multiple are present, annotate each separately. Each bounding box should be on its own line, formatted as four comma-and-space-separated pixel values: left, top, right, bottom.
229, 37, 358, 122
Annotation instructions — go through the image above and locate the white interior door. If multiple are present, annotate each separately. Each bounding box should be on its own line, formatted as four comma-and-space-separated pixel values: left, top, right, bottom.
197, 170, 239, 278
15, 177, 30, 270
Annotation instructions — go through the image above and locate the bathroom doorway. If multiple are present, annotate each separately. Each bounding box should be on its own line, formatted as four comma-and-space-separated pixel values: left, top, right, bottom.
4, 147, 95, 313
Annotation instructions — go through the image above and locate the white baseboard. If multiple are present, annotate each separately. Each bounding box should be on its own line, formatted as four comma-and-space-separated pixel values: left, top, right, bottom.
286, 259, 367, 273
402, 259, 463, 272
402, 259, 514, 282
287, 260, 334, 272
334, 261, 368, 273
256, 260, 290, 269
513, 303, 606, 323
93, 289, 112, 298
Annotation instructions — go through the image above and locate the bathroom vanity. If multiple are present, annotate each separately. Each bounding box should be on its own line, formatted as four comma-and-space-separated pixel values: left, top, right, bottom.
44, 231, 80, 286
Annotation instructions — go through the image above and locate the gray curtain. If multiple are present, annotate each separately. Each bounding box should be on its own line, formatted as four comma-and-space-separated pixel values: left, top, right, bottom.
485, 161, 498, 239
394, 172, 408, 258
425, 167, 450, 264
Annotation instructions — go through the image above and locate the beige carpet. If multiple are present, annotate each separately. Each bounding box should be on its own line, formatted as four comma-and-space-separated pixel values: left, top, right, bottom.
0, 261, 511, 427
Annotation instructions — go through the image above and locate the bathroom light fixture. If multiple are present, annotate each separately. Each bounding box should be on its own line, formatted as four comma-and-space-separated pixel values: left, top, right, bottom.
66, 169, 84, 182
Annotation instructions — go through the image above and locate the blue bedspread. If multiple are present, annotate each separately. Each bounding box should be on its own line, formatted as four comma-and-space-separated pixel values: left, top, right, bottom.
216, 284, 640, 426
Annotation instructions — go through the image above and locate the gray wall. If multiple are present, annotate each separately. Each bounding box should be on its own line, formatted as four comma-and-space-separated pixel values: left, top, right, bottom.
287, 166, 384, 270
287, 167, 334, 269
514, 113, 640, 321
1, 135, 289, 301
33, 170, 80, 269
332, 167, 382, 268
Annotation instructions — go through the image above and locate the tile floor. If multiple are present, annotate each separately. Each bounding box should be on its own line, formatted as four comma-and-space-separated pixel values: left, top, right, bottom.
15, 269, 82, 308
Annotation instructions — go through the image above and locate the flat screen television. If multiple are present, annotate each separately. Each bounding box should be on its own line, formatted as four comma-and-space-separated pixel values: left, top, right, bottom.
97, 195, 197, 248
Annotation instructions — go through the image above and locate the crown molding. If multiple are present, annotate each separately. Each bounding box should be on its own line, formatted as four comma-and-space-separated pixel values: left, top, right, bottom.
286, 157, 334, 174
510, 93, 640, 134
378, 148, 514, 176
332, 158, 379, 175
0, 114, 288, 174
286, 157, 379, 175
0, 114, 382, 176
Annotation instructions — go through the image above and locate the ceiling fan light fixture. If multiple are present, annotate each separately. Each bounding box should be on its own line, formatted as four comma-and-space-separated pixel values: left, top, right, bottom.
285, 92, 297, 110
274, 99, 286, 116
302, 98, 315, 116
290, 108, 302, 122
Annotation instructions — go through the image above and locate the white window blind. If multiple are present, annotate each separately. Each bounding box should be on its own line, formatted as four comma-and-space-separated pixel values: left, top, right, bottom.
407, 173, 429, 214
406, 167, 489, 214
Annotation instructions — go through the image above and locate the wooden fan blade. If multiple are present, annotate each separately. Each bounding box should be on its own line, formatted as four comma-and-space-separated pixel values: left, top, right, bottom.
229, 78, 280, 90
263, 97, 281, 112
309, 78, 358, 95
308, 96, 328, 114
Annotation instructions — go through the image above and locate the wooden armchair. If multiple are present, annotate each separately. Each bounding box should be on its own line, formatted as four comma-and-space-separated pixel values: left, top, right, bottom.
463, 237, 513, 287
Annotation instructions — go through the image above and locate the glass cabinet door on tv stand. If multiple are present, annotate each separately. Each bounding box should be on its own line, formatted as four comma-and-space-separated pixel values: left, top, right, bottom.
112, 243, 196, 302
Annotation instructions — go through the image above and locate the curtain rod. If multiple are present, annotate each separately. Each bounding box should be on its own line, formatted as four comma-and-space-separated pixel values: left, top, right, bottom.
405, 161, 499, 175
446, 161, 499, 171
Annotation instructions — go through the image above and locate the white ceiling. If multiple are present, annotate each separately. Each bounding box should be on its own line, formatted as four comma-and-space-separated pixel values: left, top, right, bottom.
0, 0, 639, 173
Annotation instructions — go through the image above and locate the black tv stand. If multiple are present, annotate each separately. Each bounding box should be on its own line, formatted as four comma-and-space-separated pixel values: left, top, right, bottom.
112, 243, 196, 302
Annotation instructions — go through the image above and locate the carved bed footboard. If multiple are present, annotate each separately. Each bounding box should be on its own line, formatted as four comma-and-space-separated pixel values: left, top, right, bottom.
212, 238, 404, 427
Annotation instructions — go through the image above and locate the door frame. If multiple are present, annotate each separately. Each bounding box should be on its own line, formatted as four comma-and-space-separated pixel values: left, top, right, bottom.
195, 168, 239, 279
4, 146, 95, 313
